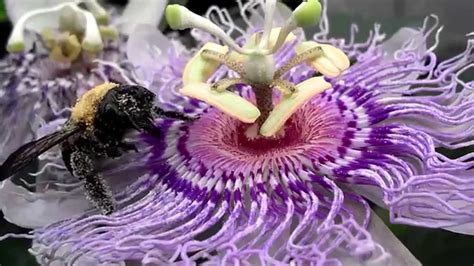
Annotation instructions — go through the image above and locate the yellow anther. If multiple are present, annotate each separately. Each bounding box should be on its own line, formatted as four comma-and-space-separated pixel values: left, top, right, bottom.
41, 29, 56, 49
260, 76, 331, 137
183, 42, 229, 86
180, 82, 260, 123
49, 34, 81, 64
201, 49, 246, 76
274, 45, 323, 78
295, 41, 350, 78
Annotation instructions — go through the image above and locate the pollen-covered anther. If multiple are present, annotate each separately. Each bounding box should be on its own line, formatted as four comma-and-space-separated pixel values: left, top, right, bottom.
48, 33, 82, 64
182, 43, 229, 85
180, 82, 260, 123
260, 76, 332, 137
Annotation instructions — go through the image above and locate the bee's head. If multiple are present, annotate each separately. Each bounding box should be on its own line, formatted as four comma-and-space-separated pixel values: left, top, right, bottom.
121, 85, 156, 107
113, 85, 157, 132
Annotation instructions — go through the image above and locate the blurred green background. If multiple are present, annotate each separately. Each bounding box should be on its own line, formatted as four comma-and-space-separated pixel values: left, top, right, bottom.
0, 0, 473, 265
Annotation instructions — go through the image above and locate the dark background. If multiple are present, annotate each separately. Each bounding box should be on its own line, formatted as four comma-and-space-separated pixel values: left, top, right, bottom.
0, 1, 473, 265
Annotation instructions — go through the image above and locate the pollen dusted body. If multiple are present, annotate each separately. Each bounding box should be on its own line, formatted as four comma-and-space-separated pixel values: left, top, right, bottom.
0, 83, 195, 215
61, 83, 157, 215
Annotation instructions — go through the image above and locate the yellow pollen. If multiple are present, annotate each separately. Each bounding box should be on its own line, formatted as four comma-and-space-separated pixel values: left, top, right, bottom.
49, 33, 82, 63
71, 83, 118, 129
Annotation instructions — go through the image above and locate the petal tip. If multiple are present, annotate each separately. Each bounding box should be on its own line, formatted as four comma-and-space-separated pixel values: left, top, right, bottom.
6, 41, 25, 53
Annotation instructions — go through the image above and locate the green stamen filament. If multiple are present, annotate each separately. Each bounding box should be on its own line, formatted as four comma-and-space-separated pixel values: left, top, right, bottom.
211, 78, 248, 92
271, 79, 297, 95
201, 49, 246, 76
274, 45, 324, 78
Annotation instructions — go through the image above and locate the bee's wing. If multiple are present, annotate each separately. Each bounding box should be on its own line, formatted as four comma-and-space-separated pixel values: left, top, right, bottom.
0, 126, 82, 180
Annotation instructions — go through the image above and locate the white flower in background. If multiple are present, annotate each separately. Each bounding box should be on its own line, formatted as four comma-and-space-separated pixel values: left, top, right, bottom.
6, 0, 112, 63
5, 0, 169, 63
0, 0, 169, 228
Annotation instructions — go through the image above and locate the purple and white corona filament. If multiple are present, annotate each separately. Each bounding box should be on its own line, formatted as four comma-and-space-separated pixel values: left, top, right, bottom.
3, 0, 474, 265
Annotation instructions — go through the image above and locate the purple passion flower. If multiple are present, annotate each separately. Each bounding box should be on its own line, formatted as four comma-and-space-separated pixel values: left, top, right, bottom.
2, 0, 474, 265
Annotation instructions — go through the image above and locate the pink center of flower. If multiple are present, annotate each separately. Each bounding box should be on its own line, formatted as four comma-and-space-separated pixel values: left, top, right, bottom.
186, 95, 347, 173
234, 118, 302, 154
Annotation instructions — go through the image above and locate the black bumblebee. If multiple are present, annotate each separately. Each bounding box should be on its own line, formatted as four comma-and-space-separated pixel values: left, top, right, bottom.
0, 83, 194, 215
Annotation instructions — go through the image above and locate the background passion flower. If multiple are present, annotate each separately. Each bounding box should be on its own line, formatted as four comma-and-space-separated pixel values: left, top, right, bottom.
0, 0, 171, 161
0, 0, 169, 235
7, 0, 470, 265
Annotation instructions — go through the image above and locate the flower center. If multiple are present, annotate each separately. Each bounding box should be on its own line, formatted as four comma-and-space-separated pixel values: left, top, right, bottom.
184, 96, 345, 172
168, 1, 350, 137
234, 118, 301, 154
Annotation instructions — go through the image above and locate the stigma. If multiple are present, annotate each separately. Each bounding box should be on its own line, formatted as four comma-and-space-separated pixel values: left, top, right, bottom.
167, 0, 350, 137
6, 1, 117, 64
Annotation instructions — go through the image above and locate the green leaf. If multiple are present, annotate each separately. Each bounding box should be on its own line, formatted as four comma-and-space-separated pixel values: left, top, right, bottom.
0, 0, 7, 22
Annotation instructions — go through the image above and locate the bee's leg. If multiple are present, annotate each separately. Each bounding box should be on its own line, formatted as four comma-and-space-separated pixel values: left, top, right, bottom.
105, 147, 122, 158
102, 140, 124, 158
69, 150, 116, 215
61, 149, 73, 174
105, 141, 138, 157
152, 106, 197, 122
119, 141, 138, 153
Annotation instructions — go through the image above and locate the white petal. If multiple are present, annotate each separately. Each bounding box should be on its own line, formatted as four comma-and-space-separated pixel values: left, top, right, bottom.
5, 0, 73, 33
344, 183, 388, 209
348, 184, 474, 236
126, 24, 172, 85
31, 242, 125, 266
371, 27, 427, 91
248, 1, 293, 30
5, 0, 66, 24
339, 200, 421, 266
381, 27, 426, 61
0, 179, 90, 228
444, 223, 474, 235
0, 97, 40, 161
118, 0, 168, 35
441, 198, 474, 235
366, 210, 421, 266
